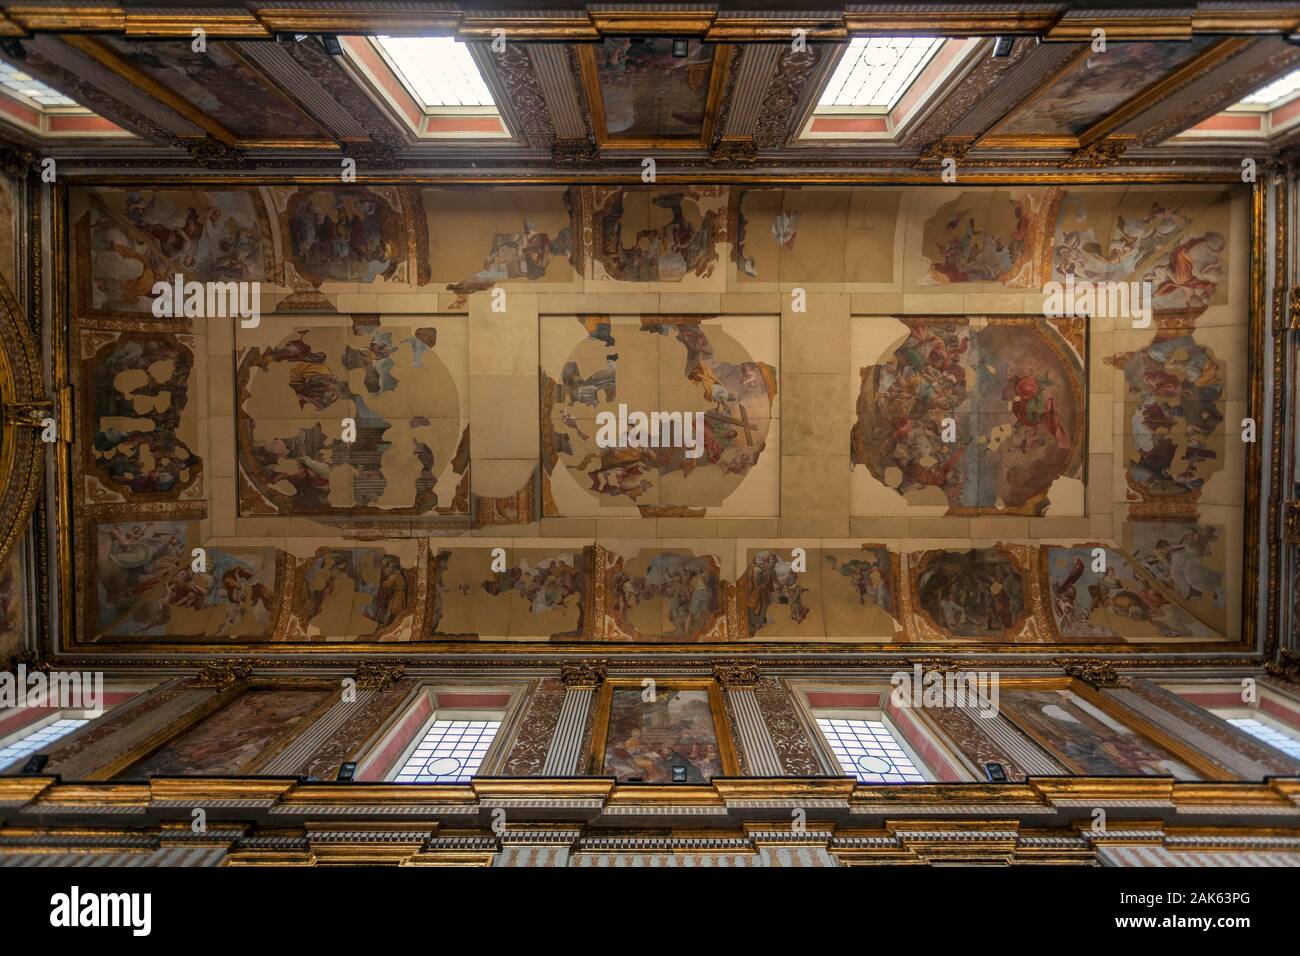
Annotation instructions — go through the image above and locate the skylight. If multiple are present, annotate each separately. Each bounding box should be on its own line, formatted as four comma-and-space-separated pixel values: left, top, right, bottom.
0, 60, 77, 107
374, 36, 495, 109
817, 717, 927, 784
818, 37, 943, 111
1238, 67, 1300, 109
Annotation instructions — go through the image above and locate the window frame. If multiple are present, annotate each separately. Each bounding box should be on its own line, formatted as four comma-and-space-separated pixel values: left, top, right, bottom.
813, 710, 933, 784
785, 680, 975, 782
0, 709, 99, 772
356, 683, 526, 783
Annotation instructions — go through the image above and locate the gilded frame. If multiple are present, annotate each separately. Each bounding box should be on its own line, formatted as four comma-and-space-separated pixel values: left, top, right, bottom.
996, 676, 1233, 781
93, 677, 340, 781
586, 676, 739, 779
976, 37, 1245, 151
576, 41, 734, 151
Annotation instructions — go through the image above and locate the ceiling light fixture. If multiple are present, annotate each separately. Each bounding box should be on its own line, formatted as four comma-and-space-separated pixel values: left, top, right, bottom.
991, 36, 1016, 58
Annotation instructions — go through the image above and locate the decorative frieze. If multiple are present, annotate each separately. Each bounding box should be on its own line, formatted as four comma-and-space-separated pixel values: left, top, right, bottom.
751, 676, 822, 776
500, 678, 566, 776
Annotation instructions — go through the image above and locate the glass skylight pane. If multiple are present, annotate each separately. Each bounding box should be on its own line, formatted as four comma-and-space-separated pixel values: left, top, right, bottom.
819, 37, 942, 109
1226, 717, 1300, 760
0, 61, 77, 107
394, 719, 500, 783
375, 36, 495, 108
0, 718, 89, 771
1239, 68, 1300, 107
816, 717, 926, 784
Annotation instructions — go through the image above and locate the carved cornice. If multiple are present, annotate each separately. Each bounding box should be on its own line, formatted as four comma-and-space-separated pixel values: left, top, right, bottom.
708, 137, 758, 168
353, 662, 405, 691
1267, 650, 1300, 685
1060, 136, 1133, 169
550, 137, 600, 168
1056, 660, 1127, 689
188, 661, 254, 688
712, 662, 760, 688
0, 143, 34, 178
913, 136, 974, 168
559, 661, 606, 689
4, 648, 46, 675
339, 139, 396, 168
179, 135, 251, 170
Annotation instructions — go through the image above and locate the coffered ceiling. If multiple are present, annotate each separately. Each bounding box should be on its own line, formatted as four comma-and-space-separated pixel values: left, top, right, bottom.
0, 2, 1298, 174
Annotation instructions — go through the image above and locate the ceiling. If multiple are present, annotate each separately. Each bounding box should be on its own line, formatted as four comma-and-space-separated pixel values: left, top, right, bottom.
0, 2, 1299, 175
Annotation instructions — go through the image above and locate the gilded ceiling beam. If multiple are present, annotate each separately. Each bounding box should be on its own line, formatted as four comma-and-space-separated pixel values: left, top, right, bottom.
0, 4, 1295, 41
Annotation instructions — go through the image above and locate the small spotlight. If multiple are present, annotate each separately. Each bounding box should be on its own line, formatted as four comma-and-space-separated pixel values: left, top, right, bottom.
0, 39, 25, 61
336, 761, 357, 782
991, 36, 1016, 58
671, 765, 688, 783
21, 754, 48, 774
320, 34, 343, 56
672, 39, 689, 58
984, 762, 1007, 783
1287, 32, 1300, 46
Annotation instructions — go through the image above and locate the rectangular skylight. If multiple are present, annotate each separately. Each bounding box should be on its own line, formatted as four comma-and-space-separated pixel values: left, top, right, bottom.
818, 37, 943, 110
374, 36, 495, 109
817, 717, 927, 784
1226, 717, 1300, 761
0, 60, 77, 107
0, 717, 89, 771
393, 719, 501, 783
1238, 67, 1300, 109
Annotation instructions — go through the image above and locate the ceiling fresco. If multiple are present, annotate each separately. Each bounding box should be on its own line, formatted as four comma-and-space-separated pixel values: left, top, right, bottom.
62, 180, 1251, 652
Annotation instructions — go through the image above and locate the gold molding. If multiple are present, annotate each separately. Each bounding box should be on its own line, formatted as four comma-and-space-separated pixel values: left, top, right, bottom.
1, 6, 1295, 42
5, 773, 1300, 869
51, 171, 1253, 187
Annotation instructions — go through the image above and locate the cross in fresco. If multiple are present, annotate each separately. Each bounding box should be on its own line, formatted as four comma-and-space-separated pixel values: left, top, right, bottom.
705, 405, 757, 447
